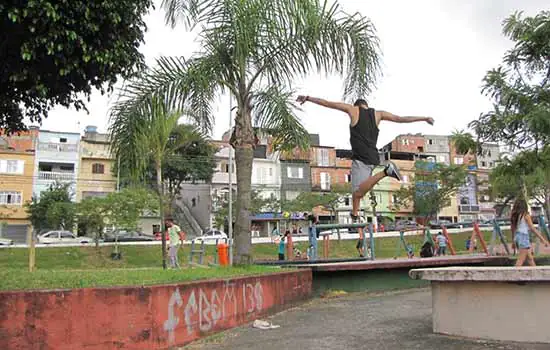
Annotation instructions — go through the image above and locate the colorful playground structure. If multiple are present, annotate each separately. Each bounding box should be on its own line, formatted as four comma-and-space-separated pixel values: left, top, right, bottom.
281, 215, 550, 263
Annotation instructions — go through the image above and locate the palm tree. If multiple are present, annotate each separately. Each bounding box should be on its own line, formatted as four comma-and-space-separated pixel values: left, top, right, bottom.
451, 129, 478, 162
109, 0, 381, 264
109, 96, 186, 269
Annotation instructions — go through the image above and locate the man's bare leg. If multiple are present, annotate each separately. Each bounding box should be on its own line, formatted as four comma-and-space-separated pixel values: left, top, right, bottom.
351, 162, 402, 219
352, 171, 385, 216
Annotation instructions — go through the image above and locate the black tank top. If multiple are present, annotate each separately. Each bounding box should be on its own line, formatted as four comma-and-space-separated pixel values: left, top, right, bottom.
350, 107, 380, 165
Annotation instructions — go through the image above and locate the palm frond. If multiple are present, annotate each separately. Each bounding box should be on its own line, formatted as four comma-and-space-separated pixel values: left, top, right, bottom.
252, 86, 310, 152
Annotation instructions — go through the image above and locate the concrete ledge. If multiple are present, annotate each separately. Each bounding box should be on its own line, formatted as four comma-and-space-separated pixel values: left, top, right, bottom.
0, 270, 312, 350
410, 266, 550, 344
410, 266, 550, 282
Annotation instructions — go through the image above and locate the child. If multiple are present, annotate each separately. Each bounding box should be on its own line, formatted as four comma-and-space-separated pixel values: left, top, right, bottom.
436, 232, 447, 256
278, 232, 289, 261
511, 198, 549, 266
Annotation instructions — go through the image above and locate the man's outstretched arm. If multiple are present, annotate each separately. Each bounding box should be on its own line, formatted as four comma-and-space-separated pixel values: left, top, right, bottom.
378, 111, 434, 125
296, 95, 354, 115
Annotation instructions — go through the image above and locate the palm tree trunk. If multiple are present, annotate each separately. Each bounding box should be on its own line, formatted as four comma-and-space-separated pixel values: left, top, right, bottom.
157, 161, 167, 269
234, 145, 254, 264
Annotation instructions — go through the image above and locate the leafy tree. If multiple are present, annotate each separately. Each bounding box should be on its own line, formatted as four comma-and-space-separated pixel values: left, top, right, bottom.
25, 182, 75, 232
148, 124, 216, 202
283, 184, 351, 220
110, 0, 381, 263
214, 189, 278, 230
109, 97, 190, 269
77, 196, 108, 246
393, 162, 468, 222
0, 0, 153, 132
490, 147, 550, 219
102, 188, 158, 231
470, 11, 550, 150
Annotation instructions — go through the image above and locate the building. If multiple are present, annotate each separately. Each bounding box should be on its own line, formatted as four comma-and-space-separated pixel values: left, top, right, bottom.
210, 141, 236, 213
0, 129, 38, 242
33, 130, 80, 201
77, 126, 116, 201
389, 134, 426, 154
279, 148, 311, 202
476, 143, 501, 220
423, 135, 451, 165
252, 143, 281, 200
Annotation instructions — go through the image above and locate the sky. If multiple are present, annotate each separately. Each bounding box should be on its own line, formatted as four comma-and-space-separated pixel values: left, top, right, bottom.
40, 0, 547, 149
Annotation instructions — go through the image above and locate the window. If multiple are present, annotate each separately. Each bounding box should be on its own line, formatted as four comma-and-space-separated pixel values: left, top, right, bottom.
287, 166, 303, 179
454, 157, 464, 165
59, 138, 67, 143
345, 173, 351, 183
0, 159, 24, 174
317, 148, 330, 166
428, 139, 434, 145
438, 155, 447, 164
400, 139, 410, 145
320, 172, 331, 190
344, 196, 351, 206
59, 165, 74, 171
92, 163, 105, 174
481, 161, 487, 167
60, 232, 74, 239
392, 194, 398, 204
402, 175, 409, 183
489, 162, 494, 168
0, 191, 22, 205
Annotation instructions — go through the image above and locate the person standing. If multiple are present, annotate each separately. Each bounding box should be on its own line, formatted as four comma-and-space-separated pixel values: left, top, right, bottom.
436, 232, 447, 256
511, 198, 549, 267
296, 95, 434, 224
165, 217, 184, 268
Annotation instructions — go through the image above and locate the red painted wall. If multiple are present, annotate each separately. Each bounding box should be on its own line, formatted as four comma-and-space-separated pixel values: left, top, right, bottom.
0, 270, 312, 349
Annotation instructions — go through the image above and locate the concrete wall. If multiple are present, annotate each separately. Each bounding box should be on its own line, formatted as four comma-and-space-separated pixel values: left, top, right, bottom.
179, 183, 212, 229
431, 281, 550, 343
0, 270, 312, 350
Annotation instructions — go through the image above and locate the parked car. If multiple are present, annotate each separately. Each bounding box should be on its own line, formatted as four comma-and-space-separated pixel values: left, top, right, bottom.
104, 231, 155, 242
395, 220, 420, 231
430, 220, 462, 229
194, 229, 228, 242
0, 237, 13, 246
37, 231, 94, 245
154, 232, 170, 241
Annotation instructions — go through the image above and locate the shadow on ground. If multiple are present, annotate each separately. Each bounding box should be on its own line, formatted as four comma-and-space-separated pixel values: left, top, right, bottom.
183, 289, 548, 350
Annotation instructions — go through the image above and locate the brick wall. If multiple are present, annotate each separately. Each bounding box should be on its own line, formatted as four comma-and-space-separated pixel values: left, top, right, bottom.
0, 270, 312, 350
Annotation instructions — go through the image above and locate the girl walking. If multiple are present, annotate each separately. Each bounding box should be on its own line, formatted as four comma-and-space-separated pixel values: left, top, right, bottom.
511, 198, 549, 267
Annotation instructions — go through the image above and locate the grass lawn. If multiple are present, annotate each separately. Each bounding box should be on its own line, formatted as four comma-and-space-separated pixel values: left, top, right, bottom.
0, 265, 281, 291
0, 228, 512, 291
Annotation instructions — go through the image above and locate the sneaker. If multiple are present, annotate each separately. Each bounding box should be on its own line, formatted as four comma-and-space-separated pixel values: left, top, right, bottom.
385, 161, 402, 181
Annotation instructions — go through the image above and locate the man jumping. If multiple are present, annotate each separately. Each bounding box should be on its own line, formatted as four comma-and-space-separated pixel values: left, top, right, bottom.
296, 95, 434, 224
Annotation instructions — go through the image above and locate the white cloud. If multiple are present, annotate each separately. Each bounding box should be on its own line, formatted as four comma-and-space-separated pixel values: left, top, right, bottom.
40, 0, 546, 150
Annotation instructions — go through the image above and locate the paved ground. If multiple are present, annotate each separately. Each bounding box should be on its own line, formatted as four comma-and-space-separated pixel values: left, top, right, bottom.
184, 289, 547, 350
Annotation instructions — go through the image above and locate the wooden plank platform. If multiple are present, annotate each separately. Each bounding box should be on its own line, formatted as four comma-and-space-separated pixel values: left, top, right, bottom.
283, 255, 510, 272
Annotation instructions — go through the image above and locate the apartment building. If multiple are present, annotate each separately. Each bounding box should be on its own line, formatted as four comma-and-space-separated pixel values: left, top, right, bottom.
0, 129, 38, 242
33, 130, 80, 201
423, 135, 451, 165
77, 126, 116, 201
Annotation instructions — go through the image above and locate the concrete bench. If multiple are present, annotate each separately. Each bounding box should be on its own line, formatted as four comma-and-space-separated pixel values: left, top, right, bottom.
410, 266, 550, 344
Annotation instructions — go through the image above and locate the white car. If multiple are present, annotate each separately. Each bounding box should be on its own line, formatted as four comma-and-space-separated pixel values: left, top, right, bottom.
194, 229, 228, 242
37, 231, 94, 245
0, 237, 13, 246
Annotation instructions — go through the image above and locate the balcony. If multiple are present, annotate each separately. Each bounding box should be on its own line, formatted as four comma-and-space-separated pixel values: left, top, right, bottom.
38, 142, 78, 153
38, 171, 75, 181
459, 204, 480, 213
479, 202, 496, 211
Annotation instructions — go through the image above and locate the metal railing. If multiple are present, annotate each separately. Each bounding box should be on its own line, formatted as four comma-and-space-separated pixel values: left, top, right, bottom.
38, 142, 78, 153
38, 171, 75, 181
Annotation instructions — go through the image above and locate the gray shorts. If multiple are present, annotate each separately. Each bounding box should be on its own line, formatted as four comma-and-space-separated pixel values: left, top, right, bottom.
351, 160, 375, 193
